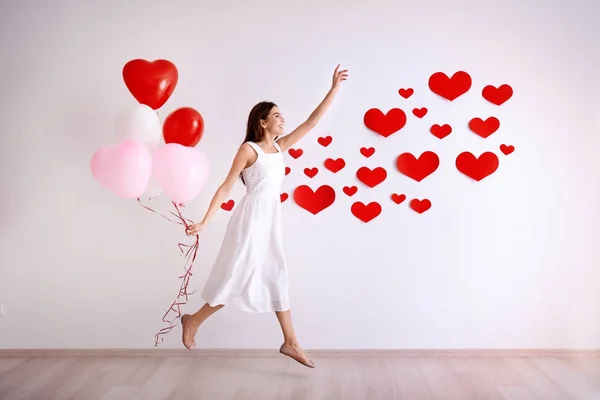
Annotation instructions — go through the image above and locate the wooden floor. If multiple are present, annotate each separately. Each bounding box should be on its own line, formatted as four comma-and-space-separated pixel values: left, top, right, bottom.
1, 352, 599, 399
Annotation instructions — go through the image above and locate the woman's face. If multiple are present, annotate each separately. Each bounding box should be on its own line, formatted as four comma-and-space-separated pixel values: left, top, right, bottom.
262, 106, 285, 135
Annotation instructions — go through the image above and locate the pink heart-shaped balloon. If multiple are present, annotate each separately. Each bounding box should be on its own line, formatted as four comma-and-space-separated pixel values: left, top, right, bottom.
91, 141, 152, 198
152, 143, 210, 204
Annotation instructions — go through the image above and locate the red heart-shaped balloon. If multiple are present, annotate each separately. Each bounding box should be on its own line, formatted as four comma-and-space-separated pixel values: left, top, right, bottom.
122, 59, 178, 110
163, 107, 204, 147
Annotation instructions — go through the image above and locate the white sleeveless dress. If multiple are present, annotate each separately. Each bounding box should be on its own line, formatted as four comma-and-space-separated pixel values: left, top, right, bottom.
201, 140, 290, 313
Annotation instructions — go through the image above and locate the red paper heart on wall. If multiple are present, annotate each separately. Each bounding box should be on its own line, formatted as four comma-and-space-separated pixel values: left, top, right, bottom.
396, 151, 439, 182
351, 201, 382, 223
293, 185, 335, 215
455, 151, 499, 181
500, 144, 515, 155
469, 117, 500, 138
428, 71, 471, 101
398, 88, 414, 99
391, 193, 406, 204
324, 158, 346, 173
357, 167, 387, 188
304, 167, 319, 178
280, 193, 289, 203
221, 200, 235, 211
412, 108, 428, 118
343, 186, 358, 197
430, 124, 452, 139
364, 108, 407, 138
482, 84, 513, 105
288, 148, 303, 159
410, 198, 431, 213
318, 136, 333, 147
360, 147, 375, 158
122, 59, 178, 109
285, 167, 291, 175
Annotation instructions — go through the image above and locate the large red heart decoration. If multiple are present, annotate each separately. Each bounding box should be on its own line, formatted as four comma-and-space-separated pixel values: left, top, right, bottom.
351, 201, 382, 223
122, 59, 178, 110
430, 124, 452, 139
469, 117, 500, 138
293, 185, 335, 215
482, 84, 513, 105
410, 198, 431, 213
396, 151, 439, 182
221, 200, 235, 211
163, 107, 204, 147
363, 108, 407, 138
357, 167, 387, 188
455, 151, 499, 181
428, 71, 471, 101
324, 158, 346, 173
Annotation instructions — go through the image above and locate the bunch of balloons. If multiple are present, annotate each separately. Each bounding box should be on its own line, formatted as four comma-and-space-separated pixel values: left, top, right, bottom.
90, 59, 210, 204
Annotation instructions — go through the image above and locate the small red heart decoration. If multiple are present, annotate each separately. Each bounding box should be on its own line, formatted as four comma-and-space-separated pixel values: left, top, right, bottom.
364, 108, 407, 138
280, 193, 289, 203
469, 117, 500, 138
288, 148, 303, 159
122, 59, 178, 110
456, 151, 499, 181
428, 71, 472, 101
343, 186, 358, 197
482, 84, 513, 105
351, 201, 382, 223
285, 167, 291, 175
410, 198, 431, 213
318, 136, 333, 147
412, 108, 428, 118
391, 193, 406, 204
500, 144, 515, 155
360, 147, 375, 158
221, 200, 235, 211
293, 185, 336, 215
397, 151, 440, 182
430, 124, 452, 139
398, 88, 414, 99
357, 167, 387, 188
304, 167, 319, 178
324, 158, 346, 173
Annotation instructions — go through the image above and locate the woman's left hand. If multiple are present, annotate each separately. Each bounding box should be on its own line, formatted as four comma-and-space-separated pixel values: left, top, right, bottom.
332, 64, 349, 90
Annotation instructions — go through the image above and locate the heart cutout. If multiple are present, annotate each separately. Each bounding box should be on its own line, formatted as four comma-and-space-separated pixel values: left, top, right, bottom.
364, 108, 407, 138
221, 200, 235, 211
343, 186, 358, 197
293, 185, 336, 215
122, 59, 178, 110
324, 158, 346, 173
482, 84, 513, 105
357, 167, 387, 188
304, 167, 319, 178
398, 88, 414, 99
397, 151, 439, 182
351, 202, 382, 223
455, 151, 499, 181
412, 108, 428, 118
285, 167, 291, 175
430, 124, 452, 139
391, 193, 406, 204
469, 117, 500, 138
500, 144, 515, 155
360, 147, 375, 158
288, 148, 303, 159
410, 198, 431, 213
280, 193, 289, 203
428, 71, 471, 101
318, 136, 333, 147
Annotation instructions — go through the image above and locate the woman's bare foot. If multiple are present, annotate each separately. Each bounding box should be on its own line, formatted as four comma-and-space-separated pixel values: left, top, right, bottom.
181, 314, 199, 350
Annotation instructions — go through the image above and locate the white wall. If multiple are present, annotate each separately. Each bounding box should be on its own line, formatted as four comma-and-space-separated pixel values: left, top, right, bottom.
1, 0, 599, 350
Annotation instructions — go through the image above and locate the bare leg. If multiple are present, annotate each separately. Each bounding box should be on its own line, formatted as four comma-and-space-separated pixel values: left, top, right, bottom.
275, 309, 314, 368
181, 303, 224, 350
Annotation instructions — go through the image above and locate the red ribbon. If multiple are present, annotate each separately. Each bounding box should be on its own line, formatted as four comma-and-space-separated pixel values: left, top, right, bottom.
137, 198, 199, 347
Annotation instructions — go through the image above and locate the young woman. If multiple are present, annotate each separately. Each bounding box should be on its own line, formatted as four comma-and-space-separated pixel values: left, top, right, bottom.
183, 65, 348, 368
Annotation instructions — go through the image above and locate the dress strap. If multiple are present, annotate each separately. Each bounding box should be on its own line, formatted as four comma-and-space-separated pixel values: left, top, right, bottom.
272, 140, 282, 153
245, 141, 262, 155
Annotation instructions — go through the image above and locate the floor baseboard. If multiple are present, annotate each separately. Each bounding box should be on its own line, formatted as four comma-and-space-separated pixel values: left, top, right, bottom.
1, 348, 599, 358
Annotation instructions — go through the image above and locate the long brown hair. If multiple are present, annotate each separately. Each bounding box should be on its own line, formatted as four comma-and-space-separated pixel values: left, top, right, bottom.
240, 101, 277, 184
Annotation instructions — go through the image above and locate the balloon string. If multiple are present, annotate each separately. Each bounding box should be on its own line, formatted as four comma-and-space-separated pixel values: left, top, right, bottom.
137, 198, 199, 347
